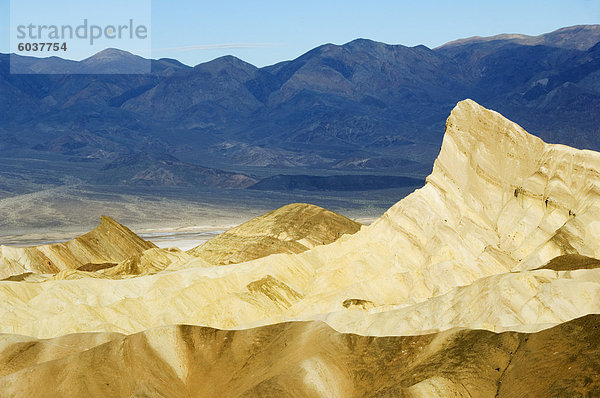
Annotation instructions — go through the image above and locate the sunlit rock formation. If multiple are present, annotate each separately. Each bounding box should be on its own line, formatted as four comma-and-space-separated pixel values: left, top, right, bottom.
15, 203, 361, 281
0, 315, 598, 397
1, 100, 600, 339
1, 99, 600, 396
0, 216, 155, 278
187, 202, 362, 265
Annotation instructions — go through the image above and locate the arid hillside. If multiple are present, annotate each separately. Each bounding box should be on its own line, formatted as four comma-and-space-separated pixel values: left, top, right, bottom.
1, 100, 600, 396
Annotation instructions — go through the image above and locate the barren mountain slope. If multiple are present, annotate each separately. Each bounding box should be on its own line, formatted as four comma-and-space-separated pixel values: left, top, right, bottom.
2, 203, 361, 281
0, 216, 155, 278
187, 203, 362, 265
0, 315, 598, 397
2, 100, 600, 339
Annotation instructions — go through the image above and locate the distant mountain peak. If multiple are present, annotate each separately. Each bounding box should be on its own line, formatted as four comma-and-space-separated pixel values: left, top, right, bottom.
438, 24, 600, 51
194, 54, 257, 70
79, 48, 150, 73
346, 38, 379, 46
83, 48, 145, 63
191, 54, 258, 78
552, 24, 600, 34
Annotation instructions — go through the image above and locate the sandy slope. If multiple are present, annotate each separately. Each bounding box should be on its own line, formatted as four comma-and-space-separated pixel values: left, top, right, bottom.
0, 315, 598, 397
0, 216, 155, 278
187, 203, 362, 265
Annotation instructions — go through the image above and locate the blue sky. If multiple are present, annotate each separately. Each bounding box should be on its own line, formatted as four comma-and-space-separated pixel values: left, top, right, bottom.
1, 0, 599, 67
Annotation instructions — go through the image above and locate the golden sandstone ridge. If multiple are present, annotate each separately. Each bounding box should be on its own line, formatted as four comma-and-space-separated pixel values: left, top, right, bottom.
1, 100, 600, 396
0, 203, 361, 281
187, 203, 362, 265
0, 216, 156, 279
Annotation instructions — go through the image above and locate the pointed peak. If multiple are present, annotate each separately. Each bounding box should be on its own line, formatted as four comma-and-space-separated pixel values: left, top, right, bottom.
100, 215, 119, 225
453, 98, 483, 111
448, 99, 517, 131
97, 215, 131, 233
92, 216, 156, 248
194, 55, 256, 69
192, 55, 257, 79
437, 99, 547, 184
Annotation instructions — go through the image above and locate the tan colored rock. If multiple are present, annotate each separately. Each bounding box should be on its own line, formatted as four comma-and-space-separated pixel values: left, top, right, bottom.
536, 253, 600, 271
0, 315, 598, 397
0, 216, 155, 278
20, 203, 360, 281
1, 100, 600, 339
322, 268, 600, 336
54, 247, 197, 280
0, 331, 122, 378
186, 203, 362, 265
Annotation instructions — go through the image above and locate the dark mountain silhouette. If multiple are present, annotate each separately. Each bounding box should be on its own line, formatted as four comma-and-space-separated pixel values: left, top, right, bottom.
1, 24, 599, 189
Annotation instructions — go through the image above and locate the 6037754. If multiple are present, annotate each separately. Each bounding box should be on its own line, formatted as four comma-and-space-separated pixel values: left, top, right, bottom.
17, 42, 67, 52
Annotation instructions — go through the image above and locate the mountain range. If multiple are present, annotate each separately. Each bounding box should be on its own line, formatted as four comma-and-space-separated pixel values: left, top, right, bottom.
1, 25, 600, 192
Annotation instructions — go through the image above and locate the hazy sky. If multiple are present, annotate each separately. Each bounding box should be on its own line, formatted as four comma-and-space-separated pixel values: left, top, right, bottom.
1, 0, 599, 67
